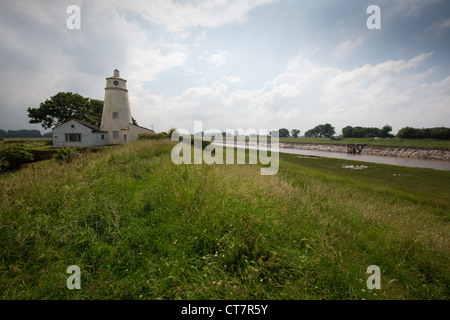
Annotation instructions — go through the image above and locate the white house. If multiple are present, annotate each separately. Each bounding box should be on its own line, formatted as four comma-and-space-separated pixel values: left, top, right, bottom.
53, 69, 154, 148
52, 119, 108, 148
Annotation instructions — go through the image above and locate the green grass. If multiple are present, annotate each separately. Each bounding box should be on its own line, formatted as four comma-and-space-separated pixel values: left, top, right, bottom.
277, 137, 450, 149
1, 138, 53, 150
1, 140, 449, 300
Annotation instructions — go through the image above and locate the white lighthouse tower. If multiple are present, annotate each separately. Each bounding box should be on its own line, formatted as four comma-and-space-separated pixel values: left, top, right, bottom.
52, 69, 154, 148
100, 69, 133, 145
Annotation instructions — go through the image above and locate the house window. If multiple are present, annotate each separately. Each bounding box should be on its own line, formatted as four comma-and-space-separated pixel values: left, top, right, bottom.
65, 133, 81, 142
101, 135, 104, 140
113, 112, 119, 119
113, 131, 119, 139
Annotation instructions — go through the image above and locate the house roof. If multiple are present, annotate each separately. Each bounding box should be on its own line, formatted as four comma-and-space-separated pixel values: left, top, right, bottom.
53, 119, 108, 133
129, 123, 155, 133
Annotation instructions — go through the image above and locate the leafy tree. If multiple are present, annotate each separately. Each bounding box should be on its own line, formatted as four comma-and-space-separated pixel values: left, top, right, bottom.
342, 125, 393, 138
321, 123, 335, 138
279, 128, 290, 138
342, 126, 353, 138
380, 125, 394, 138
397, 126, 450, 140
397, 127, 420, 139
27, 92, 103, 129
291, 129, 301, 138
430, 127, 450, 139
305, 124, 335, 138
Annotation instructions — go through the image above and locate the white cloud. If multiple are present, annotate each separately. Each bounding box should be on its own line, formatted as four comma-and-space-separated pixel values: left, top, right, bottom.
203, 50, 230, 69
222, 76, 242, 83
140, 52, 450, 134
334, 37, 364, 59
113, 0, 277, 32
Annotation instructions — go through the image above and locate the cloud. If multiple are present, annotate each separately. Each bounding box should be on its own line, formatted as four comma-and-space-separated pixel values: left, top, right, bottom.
114, 0, 277, 32
333, 37, 364, 59
139, 52, 449, 134
202, 50, 230, 69
222, 76, 242, 83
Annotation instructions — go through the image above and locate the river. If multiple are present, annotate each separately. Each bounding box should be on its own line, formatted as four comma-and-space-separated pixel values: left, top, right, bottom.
213, 143, 450, 171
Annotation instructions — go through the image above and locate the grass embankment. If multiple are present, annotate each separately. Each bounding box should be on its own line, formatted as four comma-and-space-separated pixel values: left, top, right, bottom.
1, 140, 449, 300
277, 137, 450, 149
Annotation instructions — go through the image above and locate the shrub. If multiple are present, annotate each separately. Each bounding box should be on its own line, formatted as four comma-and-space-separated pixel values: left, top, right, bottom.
52, 147, 89, 163
0, 144, 34, 171
138, 133, 169, 140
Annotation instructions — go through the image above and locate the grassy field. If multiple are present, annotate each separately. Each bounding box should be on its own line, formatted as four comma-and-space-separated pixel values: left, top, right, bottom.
0, 139, 449, 300
1, 138, 53, 150
277, 137, 450, 149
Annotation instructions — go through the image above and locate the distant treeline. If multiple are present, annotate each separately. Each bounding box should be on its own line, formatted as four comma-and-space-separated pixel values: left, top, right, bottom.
396, 127, 450, 140
0, 129, 52, 139
342, 125, 394, 138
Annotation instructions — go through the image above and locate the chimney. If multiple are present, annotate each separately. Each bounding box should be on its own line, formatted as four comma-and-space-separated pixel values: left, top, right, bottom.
114, 69, 120, 77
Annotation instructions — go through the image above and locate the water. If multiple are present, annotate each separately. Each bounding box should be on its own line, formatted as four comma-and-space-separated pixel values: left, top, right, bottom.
213, 143, 450, 171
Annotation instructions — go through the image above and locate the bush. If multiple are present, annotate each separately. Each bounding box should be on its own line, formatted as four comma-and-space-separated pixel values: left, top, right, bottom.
397, 127, 450, 140
52, 147, 93, 163
0, 144, 34, 171
138, 133, 169, 140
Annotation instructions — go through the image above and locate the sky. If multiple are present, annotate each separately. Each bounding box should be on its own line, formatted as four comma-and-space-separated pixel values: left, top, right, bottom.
0, 0, 449, 135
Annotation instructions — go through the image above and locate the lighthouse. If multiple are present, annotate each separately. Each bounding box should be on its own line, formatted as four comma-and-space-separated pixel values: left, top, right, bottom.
100, 69, 133, 144
53, 69, 154, 148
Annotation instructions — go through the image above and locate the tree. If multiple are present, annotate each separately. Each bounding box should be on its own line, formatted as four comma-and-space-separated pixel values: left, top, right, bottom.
27, 92, 103, 129
342, 126, 353, 138
397, 127, 420, 139
279, 128, 290, 138
380, 125, 393, 138
305, 124, 335, 138
342, 125, 393, 138
321, 123, 335, 138
397, 126, 450, 140
291, 129, 301, 138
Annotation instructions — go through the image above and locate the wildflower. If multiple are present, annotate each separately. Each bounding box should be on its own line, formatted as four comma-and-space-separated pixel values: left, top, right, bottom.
179, 288, 182, 292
